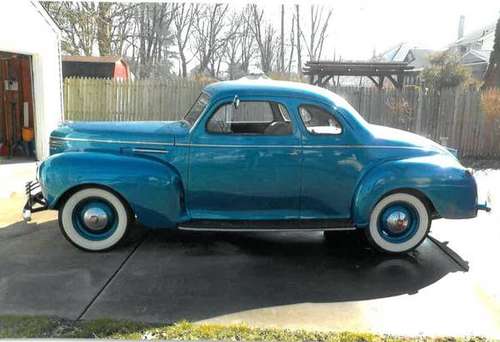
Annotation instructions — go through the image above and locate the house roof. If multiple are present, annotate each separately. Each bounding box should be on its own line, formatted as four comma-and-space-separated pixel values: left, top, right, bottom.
30, 1, 61, 36
460, 49, 492, 64
404, 49, 435, 69
62, 55, 126, 64
374, 42, 409, 62
450, 22, 496, 47
374, 43, 436, 70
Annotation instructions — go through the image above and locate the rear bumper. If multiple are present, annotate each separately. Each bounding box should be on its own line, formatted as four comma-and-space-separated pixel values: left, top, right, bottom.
23, 181, 48, 222
477, 202, 491, 212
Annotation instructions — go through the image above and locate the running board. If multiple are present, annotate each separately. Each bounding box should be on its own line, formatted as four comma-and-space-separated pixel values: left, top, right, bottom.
178, 219, 356, 232
178, 226, 356, 232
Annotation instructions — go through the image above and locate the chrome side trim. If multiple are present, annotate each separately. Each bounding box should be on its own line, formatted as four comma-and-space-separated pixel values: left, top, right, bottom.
51, 136, 174, 146
53, 136, 429, 151
178, 226, 356, 232
303, 145, 427, 150
132, 148, 169, 154
176, 143, 427, 150
177, 143, 300, 148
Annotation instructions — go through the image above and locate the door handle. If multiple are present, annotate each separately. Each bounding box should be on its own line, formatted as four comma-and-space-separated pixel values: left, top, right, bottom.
289, 149, 300, 156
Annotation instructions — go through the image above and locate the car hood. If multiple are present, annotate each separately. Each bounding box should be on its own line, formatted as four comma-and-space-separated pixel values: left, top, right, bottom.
52, 121, 190, 145
369, 124, 452, 155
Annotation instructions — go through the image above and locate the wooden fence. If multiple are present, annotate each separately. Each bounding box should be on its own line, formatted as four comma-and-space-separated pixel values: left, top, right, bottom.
63, 77, 500, 159
64, 77, 212, 122
330, 86, 500, 159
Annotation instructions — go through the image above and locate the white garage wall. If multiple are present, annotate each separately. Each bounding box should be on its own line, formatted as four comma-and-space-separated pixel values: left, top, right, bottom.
0, 1, 62, 160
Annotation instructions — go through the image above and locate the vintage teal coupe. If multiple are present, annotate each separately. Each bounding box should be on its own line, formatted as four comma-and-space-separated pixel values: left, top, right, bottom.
24, 80, 489, 253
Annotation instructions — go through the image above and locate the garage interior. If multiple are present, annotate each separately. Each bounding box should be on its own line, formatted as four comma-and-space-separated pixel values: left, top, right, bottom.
0, 51, 35, 159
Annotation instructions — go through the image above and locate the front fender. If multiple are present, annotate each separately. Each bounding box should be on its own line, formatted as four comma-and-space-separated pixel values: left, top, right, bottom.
39, 151, 185, 228
352, 155, 477, 227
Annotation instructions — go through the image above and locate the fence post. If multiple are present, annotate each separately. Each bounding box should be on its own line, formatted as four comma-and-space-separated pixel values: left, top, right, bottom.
415, 87, 423, 134
451, 87, 461, 147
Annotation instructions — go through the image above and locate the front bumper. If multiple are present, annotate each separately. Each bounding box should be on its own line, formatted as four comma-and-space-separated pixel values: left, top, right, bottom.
23, 181, 48, 222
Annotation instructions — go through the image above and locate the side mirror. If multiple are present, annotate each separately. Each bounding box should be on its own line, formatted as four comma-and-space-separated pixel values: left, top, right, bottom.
233, 95, 240, 109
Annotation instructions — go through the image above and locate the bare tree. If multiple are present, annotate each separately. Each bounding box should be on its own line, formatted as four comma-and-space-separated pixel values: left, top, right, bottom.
249, 5, 279, 74
96, 3, 112, 55
280, 5, 285, 72
42, 2, 98, 56
128, 3, 176, 78
224, 11, 245, 79
42, 2, 134, 56
300, 5, 333, 61
173, 3, 198, 77
106, 4, 137, 56
192, 4, 230, 76
239, 7, 256, 75
286, 14, 296, 73
296, 4, 302, 75
210, 10, 242, 79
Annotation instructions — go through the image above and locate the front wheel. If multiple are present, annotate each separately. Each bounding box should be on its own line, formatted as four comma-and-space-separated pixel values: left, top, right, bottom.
59, 187, 131, 252
365, 193, 430, 254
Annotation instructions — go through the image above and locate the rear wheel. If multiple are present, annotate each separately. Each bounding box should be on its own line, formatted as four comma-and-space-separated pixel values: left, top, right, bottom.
59, 188, 130, 252
365, 193, 430, 254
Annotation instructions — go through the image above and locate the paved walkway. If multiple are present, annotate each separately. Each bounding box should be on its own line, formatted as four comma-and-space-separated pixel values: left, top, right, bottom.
0, 162, 499, 337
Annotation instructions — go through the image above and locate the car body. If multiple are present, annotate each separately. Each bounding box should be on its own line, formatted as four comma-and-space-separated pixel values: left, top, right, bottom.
24, 80, 488, 253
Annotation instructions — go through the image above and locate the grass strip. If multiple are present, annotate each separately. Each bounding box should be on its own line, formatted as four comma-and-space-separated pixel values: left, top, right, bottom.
0, 315, 492, 341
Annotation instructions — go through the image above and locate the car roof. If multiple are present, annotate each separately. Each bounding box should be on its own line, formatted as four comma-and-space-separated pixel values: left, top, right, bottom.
203, 79, 339, 105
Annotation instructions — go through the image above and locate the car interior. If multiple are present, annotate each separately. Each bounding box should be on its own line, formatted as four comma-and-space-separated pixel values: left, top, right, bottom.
206, 101, 293, 135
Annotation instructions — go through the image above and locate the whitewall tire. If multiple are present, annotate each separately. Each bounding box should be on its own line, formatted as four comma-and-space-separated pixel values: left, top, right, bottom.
365, 193, 430, 254
59, 188, 130, 251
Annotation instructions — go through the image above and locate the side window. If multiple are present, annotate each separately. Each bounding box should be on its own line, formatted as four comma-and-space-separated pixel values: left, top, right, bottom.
298, 105, 342, 135
207, 101, 292, 135
278, 103, 290, 121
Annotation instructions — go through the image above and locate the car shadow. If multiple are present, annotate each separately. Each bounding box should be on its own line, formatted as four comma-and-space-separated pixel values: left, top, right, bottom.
92, 228, 469, 322
0, 220, 469, 323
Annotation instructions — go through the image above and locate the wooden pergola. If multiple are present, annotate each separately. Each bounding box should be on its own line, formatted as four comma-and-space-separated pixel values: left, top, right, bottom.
303, 61, 415, 89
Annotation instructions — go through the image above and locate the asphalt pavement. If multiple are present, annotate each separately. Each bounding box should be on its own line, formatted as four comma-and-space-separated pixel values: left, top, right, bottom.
0, 162, 499, 337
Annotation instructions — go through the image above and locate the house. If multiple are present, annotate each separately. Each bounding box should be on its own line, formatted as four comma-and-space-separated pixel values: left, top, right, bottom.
448, 16, 495, 55
372, 43, 436, 85
62, 56, 131, 80
401, 47, 435, 85
375, 16, 497, 85
448, 16, 496, 81
0, 1, 62, 160
459, 49, 492, 80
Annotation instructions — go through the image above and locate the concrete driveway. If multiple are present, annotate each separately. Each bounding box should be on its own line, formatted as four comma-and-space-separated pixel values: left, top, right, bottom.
1, 161, 499, 338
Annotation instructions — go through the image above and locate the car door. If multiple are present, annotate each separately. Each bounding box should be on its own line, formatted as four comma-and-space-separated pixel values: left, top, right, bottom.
297, 102, 365, 220
186, 96, 302, 221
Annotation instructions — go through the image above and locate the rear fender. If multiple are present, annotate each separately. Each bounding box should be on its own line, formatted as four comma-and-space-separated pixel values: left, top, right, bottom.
352, 155, 477, 227
39, 151, 185, 228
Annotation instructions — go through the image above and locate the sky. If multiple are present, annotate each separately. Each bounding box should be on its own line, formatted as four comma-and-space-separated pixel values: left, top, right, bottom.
122, 0, 500, 73
257, 0, 500, 61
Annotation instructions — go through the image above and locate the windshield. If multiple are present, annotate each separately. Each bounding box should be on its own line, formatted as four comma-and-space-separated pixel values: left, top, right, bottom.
184, 92, 210, 126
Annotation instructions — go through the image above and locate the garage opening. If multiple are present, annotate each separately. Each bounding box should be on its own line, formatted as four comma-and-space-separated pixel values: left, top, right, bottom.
0, 51, 35, 159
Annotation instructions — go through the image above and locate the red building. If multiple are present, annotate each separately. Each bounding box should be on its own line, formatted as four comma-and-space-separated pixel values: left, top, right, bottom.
62, 56, 131, 80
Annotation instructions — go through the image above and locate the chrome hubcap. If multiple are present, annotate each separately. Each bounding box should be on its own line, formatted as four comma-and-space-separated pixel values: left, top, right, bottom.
82, 207, 109, 231
385, 210, 409, 234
